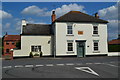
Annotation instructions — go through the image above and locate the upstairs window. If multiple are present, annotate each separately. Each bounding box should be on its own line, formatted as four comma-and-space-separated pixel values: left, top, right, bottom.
6, 42, 9, 45
67, 26, 73, 34
93, 26, 98, 34
12, 42, 15, 45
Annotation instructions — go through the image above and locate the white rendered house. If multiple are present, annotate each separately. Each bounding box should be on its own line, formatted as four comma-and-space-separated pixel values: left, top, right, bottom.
13, 11, 108, 57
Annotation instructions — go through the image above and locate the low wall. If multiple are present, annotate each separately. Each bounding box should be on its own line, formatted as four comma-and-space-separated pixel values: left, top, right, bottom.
13, 50, 29, 57
108, 52, 120, 56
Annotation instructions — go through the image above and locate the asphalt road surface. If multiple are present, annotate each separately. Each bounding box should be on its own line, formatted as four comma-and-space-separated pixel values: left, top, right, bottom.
2, 56, 120, 78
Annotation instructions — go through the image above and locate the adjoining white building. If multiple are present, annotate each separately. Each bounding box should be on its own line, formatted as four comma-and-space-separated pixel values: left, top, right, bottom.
14, 11, 108, 57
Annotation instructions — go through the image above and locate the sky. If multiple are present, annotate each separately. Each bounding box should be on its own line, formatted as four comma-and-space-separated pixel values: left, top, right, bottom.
0, 2, 119, 40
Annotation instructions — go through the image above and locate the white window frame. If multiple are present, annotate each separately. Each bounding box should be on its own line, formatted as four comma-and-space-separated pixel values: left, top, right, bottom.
67, 40, 74, 52
67, 25, 73, 34
93, 40, 99, 51
93, 26, 98, 34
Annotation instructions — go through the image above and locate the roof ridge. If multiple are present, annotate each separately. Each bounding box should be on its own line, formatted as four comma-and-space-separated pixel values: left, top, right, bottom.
55, 11, 108, 23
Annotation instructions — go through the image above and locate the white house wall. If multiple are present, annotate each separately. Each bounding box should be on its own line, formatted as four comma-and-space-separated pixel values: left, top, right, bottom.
14, 36, 51, 57
55, 22, 108, 56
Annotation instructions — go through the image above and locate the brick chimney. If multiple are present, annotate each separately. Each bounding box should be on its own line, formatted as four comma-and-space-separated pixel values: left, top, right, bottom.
95, 13, 99, 18
51, 11, 56, 22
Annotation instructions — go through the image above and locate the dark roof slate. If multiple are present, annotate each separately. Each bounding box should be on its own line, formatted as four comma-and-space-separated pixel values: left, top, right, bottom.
55, 11, 108, 23
22, 24, 51, 35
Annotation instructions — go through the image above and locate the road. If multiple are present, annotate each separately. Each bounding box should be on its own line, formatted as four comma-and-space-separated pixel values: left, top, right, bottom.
2, 56, 120, 78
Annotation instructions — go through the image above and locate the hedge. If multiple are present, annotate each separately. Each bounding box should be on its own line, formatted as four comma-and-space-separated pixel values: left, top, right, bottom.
108, 44, 120, 52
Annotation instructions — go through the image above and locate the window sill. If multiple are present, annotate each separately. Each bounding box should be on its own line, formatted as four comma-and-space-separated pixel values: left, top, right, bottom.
93, 51, 100, 53
92, 34, 99, 37
66, 34, 74, 36
66, 52, 74, 54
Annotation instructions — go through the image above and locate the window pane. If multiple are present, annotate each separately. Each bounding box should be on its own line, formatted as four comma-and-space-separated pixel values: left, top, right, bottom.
94, 26, 98, 30
6, 42, 9, 45
12, 42, 15, 45
68, 43, 73, 51
68, 43, 72, 46
67, 30, 72, 34
94, 41, 99, 51
35, 48, 37, 52
67, 26, 72, 29
67, 26, 73, 34
93, 26, 98, 34
94, 47, 98, 50
38, 46, 41, 52
93, 31, 98, 34
6, 49, 9, 53
68, 47, 73, 51
94, 43, 98, 46
31, 46, 34, 52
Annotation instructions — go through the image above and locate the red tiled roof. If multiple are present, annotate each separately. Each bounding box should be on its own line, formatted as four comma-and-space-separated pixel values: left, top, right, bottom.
4, 35, 20, 41
108, 39, 120, 45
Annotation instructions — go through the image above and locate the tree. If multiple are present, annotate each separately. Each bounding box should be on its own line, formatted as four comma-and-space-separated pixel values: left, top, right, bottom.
16, 41, 21, 49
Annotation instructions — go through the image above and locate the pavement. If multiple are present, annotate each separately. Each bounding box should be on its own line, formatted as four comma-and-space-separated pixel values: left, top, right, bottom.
2, 56, 120, 78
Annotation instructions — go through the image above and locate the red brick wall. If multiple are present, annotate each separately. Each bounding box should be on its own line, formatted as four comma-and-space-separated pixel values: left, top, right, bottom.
3, 40, 20, 54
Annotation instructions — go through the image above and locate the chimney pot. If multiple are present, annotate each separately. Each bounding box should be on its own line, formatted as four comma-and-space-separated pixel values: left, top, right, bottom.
95, 13, 99, 18
52, 11, 55, 14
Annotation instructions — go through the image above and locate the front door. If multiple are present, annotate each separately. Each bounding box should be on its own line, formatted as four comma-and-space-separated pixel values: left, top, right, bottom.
77, 42, 85, 57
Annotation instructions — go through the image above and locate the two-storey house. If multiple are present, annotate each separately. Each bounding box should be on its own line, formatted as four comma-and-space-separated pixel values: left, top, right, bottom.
13, 11, 108, 57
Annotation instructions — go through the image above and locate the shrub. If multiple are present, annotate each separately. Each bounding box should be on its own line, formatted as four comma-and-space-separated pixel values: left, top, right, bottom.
108, 44, 120, 52
16, 41, 21, 49
29, 52, 33, 58
34, 53, 40, 56
40, 51, 43, 57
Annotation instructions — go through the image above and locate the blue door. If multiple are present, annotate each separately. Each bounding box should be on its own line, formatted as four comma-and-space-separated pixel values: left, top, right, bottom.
77, 42, 85, 57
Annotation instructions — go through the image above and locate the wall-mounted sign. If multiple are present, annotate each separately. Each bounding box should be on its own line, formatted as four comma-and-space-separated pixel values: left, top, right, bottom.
78, 31, 83, 35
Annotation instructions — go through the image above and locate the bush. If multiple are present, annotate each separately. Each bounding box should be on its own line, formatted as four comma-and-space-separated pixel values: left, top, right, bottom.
16, 41, 21, 49
40, 51, 43, 57
29, 52, 33, 58
34, 53, 40, 56
108, 44, 120, 52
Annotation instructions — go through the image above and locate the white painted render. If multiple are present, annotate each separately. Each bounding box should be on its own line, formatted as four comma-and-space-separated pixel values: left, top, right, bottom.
14, 36, 51, 57
55, 22, 108, 56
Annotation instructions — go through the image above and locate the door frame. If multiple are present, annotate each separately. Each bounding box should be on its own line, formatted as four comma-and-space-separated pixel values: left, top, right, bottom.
76, 40, 86, 57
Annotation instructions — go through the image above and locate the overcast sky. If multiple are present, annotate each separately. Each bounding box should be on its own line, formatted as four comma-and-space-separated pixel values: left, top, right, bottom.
1, 2, 119, 40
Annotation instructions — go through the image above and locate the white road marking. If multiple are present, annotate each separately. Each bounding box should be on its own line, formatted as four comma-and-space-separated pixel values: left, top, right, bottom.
35, 65, 44, 67
110, 61, 115, 63
105, 64, 119, 67
46, 64, 54, 66
3, 66, 12, 69
56, 64, 65, 66
94, 63, 101, 64
76, 63, 82, 65
86, 63, 93, 65
75, 67, 99, 76
25, 65, 33, 68
15, 65, 23, 68
66, 63, 74, 66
